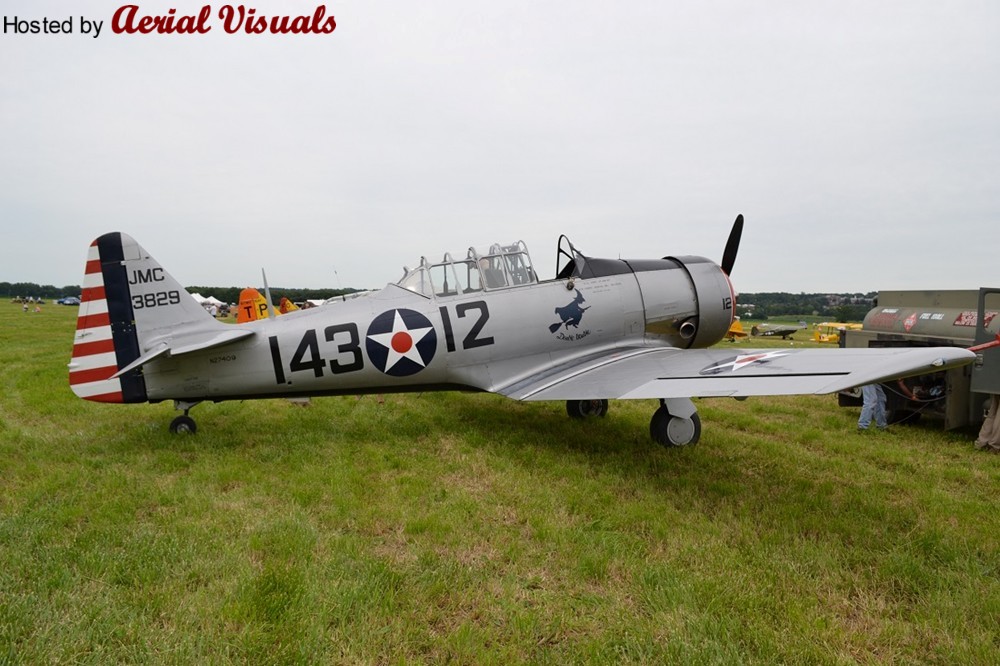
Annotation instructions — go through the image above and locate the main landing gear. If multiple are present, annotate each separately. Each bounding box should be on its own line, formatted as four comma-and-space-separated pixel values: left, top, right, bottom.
565, 397, 701, 447
649, 398, 700, 447
169, 401, 201, 434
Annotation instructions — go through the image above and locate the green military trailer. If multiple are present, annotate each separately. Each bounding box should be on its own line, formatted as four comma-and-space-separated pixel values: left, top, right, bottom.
839, 288, 1000, 429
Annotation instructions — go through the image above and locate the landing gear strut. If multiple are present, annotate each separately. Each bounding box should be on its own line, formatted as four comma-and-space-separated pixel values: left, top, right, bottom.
169, 401, 201, 434
566, 399, 609, 419
649, 398, 701, 447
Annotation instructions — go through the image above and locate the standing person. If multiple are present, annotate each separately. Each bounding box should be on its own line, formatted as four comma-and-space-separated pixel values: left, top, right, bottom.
975, 394, 1000, 453
858, 383, 887, 431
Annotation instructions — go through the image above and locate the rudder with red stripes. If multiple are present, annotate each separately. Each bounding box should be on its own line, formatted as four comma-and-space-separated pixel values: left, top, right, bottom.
68, 232, 216, 403
69, 233, 147, 402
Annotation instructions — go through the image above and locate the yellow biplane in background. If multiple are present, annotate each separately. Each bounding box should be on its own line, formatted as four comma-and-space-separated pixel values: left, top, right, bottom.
724, 317, 748, 341
813, 322, 863, 344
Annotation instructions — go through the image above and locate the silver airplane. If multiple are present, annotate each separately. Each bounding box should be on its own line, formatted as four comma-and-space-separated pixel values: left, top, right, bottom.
68, 216, 975, 445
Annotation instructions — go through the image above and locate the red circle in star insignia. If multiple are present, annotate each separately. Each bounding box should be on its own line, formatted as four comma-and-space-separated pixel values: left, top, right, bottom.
391, 331, 413, 353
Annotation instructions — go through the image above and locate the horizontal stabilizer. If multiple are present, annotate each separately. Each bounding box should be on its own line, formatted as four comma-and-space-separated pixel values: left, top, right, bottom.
112, 328, 255, 379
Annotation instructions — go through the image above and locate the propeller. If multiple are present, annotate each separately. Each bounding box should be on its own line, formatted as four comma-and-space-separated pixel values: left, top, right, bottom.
720, 213, 744, 276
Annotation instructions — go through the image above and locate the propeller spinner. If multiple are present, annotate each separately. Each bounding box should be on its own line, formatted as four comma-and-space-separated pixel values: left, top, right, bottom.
720, 214, 744, 276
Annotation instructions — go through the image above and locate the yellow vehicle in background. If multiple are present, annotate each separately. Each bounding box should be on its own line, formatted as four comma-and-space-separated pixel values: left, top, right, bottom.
813, 322, 862, 344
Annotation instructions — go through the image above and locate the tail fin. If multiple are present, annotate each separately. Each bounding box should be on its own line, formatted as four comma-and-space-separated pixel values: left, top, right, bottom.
236, 287, 270, 323
235, 290, 298, 322
69, 232, 218, 403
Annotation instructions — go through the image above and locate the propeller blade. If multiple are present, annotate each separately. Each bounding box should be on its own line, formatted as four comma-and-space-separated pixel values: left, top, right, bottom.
721, 213, 744, 276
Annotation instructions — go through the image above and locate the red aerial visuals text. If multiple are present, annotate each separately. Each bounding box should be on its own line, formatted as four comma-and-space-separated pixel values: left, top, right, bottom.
111, 5, 337, 35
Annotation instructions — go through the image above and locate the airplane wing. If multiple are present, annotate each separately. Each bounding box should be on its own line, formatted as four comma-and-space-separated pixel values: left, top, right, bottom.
496, 345, 976, 401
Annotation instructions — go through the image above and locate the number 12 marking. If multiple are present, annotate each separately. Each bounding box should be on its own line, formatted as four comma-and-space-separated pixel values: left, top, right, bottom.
439, 301, 494, 352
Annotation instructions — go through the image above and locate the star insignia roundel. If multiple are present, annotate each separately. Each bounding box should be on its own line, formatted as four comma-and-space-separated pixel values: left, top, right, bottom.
699, 350, 791, 375
365, 309, 438, 376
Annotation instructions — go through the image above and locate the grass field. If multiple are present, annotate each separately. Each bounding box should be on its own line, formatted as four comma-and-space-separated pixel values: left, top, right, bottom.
1, 305, 998, 664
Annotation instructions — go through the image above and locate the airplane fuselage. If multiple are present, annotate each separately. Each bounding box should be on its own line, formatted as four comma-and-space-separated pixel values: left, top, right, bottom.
139, 260, 733, 403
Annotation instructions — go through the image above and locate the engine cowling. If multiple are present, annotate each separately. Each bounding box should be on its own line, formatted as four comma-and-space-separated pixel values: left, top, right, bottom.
631, 256, 735, 348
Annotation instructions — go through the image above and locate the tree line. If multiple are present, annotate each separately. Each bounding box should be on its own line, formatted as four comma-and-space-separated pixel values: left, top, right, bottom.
185, 286, 362, 305
3, 281, 873, 320
1, 281, 360, 304
2, 282, 81, 300
738, 292, 876, 322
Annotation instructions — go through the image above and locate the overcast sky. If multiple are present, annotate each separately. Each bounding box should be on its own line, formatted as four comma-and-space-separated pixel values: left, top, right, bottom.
2, 1, 997, 294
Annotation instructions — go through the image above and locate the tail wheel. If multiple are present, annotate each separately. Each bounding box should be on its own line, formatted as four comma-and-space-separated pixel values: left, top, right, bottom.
566, 399, 609, 419
650, 406, 700, 447
169, 415, 197, 435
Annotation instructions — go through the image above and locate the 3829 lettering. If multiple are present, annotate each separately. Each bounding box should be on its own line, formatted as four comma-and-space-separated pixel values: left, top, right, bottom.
132, 290, 180, 309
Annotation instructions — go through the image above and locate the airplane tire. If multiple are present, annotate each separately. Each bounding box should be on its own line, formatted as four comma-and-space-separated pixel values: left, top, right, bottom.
649, 406, 700, 447
566, 399, 609, 419
169, 415, 197, 435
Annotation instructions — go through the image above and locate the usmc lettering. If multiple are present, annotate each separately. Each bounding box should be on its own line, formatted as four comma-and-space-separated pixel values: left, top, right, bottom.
129, 268, 165, 284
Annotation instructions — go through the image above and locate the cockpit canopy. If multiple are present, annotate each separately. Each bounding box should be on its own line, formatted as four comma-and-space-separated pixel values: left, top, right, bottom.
397, 241, 537, 298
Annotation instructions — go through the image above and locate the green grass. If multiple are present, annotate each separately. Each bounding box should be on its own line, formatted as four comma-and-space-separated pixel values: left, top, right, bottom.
1, 305, 998, 664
